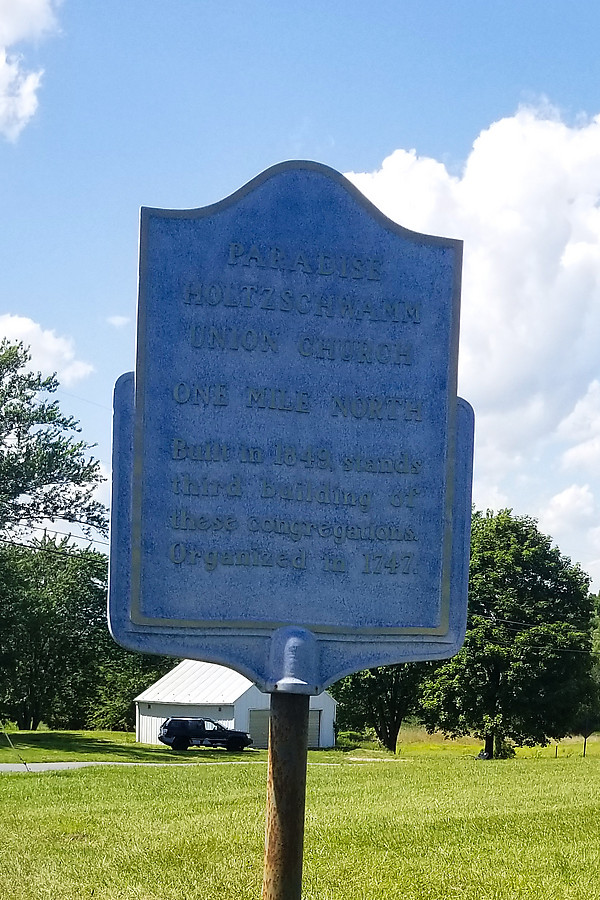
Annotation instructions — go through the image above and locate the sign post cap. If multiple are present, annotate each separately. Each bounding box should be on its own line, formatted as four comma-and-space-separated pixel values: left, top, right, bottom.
266, 626, 319, 695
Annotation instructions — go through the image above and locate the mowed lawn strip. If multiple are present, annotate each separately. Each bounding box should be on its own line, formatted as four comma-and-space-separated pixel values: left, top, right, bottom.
1, 757, 599, 899
1, 727, 598, 764
0, 729, 259, 764
304, 758, 600, 899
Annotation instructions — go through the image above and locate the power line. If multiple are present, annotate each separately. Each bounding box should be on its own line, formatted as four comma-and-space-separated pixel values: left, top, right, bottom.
27, 524, 109, 547
474, 613, 594, 633
0, 535, 106, 560
55, 388, 112, 412
472, 615, 594, 654
5, 514, 108, 537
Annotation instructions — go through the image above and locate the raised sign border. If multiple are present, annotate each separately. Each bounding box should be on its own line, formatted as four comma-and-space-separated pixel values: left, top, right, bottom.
108, 161, 474, 692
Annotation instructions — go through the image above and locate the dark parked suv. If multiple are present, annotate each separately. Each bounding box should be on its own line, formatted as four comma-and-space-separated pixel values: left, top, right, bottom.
158, 717, 253, 751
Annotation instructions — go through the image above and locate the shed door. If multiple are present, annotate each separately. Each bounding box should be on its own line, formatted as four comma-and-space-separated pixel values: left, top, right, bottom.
307, 710, 321, 748
248, 709, 321, 749
248, 709, 270, 749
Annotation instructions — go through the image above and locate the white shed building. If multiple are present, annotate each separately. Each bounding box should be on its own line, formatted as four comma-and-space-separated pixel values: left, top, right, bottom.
135, 659, 337, 749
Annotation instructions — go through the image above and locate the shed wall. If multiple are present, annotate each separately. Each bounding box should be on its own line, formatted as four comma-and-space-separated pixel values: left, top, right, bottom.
248, 708, 323, 749
136, 684, 336, 748
232, 687, 336, 747
136, 702, 235, 745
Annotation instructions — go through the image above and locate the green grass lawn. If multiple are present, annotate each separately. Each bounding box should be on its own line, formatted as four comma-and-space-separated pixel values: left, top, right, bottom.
1, 730, 599, 899
0, 728, 265, 764
395, 724, 600, 758
1, 725, 597, 764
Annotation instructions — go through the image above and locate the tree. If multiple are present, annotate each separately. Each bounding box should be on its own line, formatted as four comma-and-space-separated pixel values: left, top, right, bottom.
421, 509, 595, 758
89, 647, 175, 731
570, 670, 600, 757
0, 340, 107, 536
592, 592, 600, 657
329, 663, 426, 752
0, 536, 108, 729
0, 536, 175, 730
571, 595, 600, 756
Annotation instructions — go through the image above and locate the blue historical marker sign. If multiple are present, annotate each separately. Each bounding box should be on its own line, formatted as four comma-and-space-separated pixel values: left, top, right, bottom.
109, 161, 474, 693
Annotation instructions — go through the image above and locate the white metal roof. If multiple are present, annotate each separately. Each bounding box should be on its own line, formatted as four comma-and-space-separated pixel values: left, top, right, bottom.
135, 659, 254, 704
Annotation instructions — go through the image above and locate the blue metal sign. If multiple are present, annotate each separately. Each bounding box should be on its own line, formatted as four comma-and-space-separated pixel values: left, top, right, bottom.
108, 161, 474, 693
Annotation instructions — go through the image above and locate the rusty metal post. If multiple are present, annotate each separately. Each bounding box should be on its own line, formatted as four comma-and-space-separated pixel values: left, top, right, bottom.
262, 691, 310, 900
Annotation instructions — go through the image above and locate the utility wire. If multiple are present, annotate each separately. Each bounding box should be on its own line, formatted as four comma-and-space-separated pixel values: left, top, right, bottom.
0, 535, 106, 559
471, 616, 594, 655
54, 388, 112, 412
473, 614, 589, 630
3, 514, 108, 536
27, 524, 109, 546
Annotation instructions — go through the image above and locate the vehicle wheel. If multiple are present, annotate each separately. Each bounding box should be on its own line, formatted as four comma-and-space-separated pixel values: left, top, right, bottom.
226, 740, 244, 752
171, 738, 189, 751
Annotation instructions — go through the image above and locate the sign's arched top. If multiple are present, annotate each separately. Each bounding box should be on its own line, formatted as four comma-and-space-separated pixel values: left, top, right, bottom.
141, 159, 462, 251
109, 161, 474, 693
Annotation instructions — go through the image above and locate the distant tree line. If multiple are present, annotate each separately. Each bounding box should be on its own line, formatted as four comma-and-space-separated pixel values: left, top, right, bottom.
331, 510, 600, 757
0, 536, 173, 730
0, 340, 171, 730
1, 339, 599, 748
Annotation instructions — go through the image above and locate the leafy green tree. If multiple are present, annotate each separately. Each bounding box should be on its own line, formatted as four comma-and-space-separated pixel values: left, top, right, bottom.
89, 649, 175, 731
330, 663, 425, 752
592, 593, 600, 657
0, 537, 175, 730
0, 341, 173, 731
0, 340, 107, 536
0, 536, 108, 729
421, 510, 594, 758
570, 668, 600, 757
571, 594, 600, 756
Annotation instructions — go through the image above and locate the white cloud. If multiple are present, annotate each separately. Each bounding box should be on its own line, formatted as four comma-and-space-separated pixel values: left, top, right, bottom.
0, 0, 59, 45
0, 48, 42, 139
539, 484, 595, 536
346, 105, 600, 586
0, 313, 93, 386
538, 485, 598, 581
587, 525, 600, 552
0, 0, 60, 140
557, 379, 600, 443
106, 315, 131, 329
561, 436, 600, 473
556, 379, 600, 475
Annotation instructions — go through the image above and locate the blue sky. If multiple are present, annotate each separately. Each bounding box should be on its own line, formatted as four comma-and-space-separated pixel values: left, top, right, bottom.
2, 1, 600, 587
